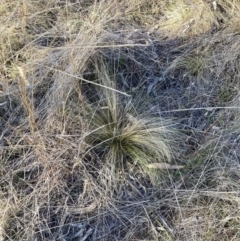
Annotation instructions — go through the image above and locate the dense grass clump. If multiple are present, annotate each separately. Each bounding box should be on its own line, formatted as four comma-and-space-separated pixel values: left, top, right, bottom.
85, 65, 178, 185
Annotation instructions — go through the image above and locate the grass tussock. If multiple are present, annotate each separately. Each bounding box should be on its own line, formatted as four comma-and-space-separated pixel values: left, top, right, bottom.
1, 0, 240, 240
85, 63, 179, 185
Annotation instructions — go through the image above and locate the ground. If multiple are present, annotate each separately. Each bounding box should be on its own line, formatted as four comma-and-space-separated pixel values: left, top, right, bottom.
1, 1, 240, 240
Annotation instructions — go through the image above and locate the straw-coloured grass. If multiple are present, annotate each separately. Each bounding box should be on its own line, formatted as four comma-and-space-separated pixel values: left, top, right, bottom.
1, 0, 240, 240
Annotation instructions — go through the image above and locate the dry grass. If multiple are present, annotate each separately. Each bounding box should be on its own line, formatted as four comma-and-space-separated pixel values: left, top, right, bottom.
159, 0, 240, 38
1, 0, 240, 240
159, 0, 216, 37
